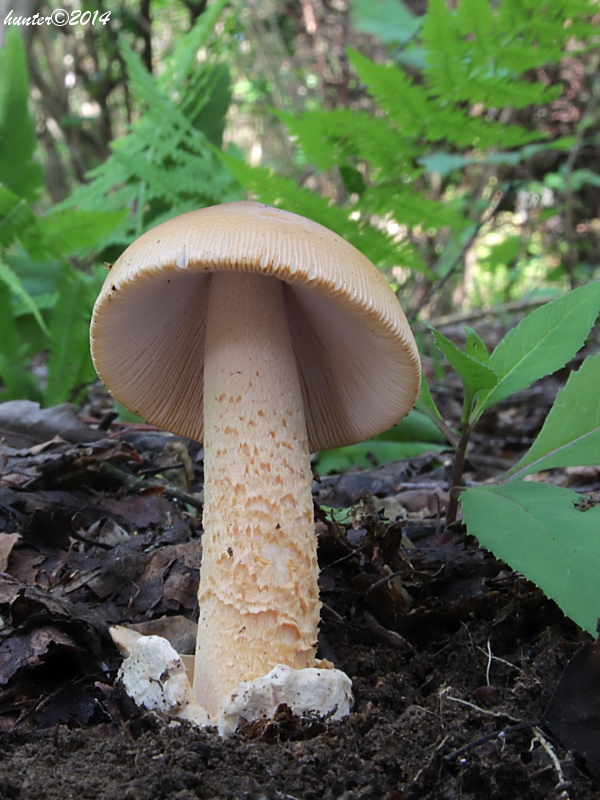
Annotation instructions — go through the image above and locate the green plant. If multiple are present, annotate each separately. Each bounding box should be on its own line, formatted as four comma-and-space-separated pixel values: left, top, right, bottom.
0, 1, 239, 406
419, 283, 600, 635
61, 0, 239, 249
315, 409, 447, 475
0, 29, 126, 405
223, 0, 597, 293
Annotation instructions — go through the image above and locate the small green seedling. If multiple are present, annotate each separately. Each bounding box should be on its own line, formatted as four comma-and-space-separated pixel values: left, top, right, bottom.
417, 282, 600, 635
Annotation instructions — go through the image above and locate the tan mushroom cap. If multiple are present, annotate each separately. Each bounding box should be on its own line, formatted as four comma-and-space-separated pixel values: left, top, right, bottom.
90, 201, 420, 452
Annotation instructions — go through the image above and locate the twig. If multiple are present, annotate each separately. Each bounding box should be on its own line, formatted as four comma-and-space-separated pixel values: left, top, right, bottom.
408, 184, 516, 320
444, 720, 534, 761
441, 690, 568, 794
413, 296, 550, 332
560, 78, 600, 289
531, 726, 571, 800
479, 640, 525, 685
99, 462, 204, 511
365, 572, 404, 596
442, 693, 522, 723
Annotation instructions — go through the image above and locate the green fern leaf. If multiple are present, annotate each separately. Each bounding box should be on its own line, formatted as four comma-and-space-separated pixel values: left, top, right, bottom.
0, 257, 48, 335
0, 184, 36, 249
45, 266, 100, 406
59, 11, 237, 248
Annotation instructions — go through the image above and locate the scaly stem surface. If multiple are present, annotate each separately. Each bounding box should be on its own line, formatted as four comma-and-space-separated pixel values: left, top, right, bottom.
194, 272, 320, 720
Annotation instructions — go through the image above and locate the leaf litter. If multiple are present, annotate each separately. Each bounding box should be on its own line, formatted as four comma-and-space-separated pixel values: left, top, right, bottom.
0, 385, 598, 799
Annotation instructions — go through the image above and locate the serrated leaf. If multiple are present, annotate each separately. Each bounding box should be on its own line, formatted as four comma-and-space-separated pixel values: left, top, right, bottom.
461, 482, 600, 635
465, 326, 489, 364
478, 283, 600, 411
161, 0, 230, 94
431, 326, 498, 396
55, 11, 237, 248
506, 353, 600, 479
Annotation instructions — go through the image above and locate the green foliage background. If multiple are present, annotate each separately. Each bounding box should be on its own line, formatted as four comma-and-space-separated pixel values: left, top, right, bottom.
0, 0, 599, 633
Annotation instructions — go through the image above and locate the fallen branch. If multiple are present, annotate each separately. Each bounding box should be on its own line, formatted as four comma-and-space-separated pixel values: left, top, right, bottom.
99, 461, 204, 511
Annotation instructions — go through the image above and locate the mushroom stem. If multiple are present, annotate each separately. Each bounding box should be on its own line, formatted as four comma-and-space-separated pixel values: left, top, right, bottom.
194, 271, 320, 719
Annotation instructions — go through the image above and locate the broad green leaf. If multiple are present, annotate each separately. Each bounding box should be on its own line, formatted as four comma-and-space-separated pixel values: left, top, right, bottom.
419, 152, 472, 176
478, 282, 600, 411
381, 409, 448, 444
420, 139, 576, 177
317, 410, 447, 474
0, 30, 42, 201
0, 258, 48, 335
461, 482, 600, 635
506, 353, 600, 480
416, 373, 444, 423
316, 440, 444, 475
339, 165, 367, 196
184, 63, 232, 148
431, 326, 498, 397
351, 0, 421, 46
465, 326, 489, 364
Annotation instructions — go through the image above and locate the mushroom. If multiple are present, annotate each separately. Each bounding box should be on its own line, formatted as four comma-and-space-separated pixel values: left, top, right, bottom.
90, 201, 420, 728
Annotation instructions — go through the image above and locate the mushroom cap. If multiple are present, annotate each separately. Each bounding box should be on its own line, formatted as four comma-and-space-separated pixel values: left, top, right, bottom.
90, 201, 420, 452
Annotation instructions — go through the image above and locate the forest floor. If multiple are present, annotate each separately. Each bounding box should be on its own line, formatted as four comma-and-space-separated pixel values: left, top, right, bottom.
0, 364, 599, 800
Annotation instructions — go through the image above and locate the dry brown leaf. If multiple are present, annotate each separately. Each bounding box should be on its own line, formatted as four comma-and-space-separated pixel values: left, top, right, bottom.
0, 533, 20, 572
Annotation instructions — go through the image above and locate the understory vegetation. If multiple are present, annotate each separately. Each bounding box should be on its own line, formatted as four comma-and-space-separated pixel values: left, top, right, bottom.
1, 0, 599, 637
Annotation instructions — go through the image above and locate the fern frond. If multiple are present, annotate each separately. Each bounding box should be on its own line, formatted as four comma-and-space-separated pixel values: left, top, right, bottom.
278, 108, 419, 177
348, 49, 541, 149
160, 0, 230, 92
58, 10, 237, 247
424, 0, 593, 109
45, 265, 99, 406
0, 185, 36, 249
0, 257, 48, 335
360, 184, 464, 232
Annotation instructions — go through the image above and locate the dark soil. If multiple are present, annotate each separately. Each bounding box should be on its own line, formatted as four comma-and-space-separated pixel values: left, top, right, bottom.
0, 389, 599, 800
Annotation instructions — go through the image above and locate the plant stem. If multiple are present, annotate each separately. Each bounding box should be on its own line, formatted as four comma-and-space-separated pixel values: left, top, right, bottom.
445, 425, 472, 527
